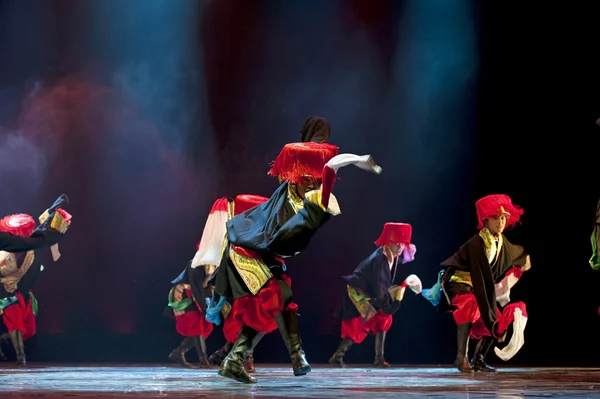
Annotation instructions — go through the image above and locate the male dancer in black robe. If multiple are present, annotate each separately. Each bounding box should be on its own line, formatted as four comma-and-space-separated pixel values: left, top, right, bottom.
212, 141, 382, 383
423, 194, 531, 372
210, 116, 336, 373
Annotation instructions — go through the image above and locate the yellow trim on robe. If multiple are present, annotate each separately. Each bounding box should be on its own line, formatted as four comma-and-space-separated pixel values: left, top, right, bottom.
448, 270, 473, 287
347, 286, 377, 321
229, 246, 273, 295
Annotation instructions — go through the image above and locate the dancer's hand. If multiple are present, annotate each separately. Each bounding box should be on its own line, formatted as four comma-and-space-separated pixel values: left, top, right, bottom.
204, 264, 217, 277
389, 285, 406, 302
521, 255, 531, 272
48, 194, 69, 211
492, 321, 507, 343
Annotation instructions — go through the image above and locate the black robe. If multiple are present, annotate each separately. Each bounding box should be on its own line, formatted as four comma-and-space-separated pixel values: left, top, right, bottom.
0, 230, 62, 252
441, 233, 528, 334
338, 247, 401, 320
215, 182, 330, 299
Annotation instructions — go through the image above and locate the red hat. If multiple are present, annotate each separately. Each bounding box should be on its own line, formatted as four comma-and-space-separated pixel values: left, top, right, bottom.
0, 214, 36, 237
374, 223, 412, 247
475, 194, 524, 229
234, 194, 269, 215
267, 142, 339, 184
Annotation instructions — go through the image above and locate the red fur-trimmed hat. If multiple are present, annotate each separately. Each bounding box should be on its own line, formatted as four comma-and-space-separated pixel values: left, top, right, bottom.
475, 194, 524, 229
374, 223, 412, 247
0, 213, 36, 237
234, 194, 269, 215
267, 142, 339, 184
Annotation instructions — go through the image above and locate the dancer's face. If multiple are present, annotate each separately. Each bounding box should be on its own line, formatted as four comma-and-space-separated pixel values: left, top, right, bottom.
387, 243, 406, 257
295, 178, 322, 199
485, 214, 507, 235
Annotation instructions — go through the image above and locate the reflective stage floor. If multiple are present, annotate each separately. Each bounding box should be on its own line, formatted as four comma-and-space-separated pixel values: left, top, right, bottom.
1, 364, 600, 398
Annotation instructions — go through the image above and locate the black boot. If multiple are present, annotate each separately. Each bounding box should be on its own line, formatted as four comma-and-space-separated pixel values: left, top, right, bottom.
243, 332, 265, 373
455, 323, 473, 372
218, 325, 260, 384
192, 335, 211, 368
275, 310, 311, 376
168, 337, 197, 368
471, 336, 496, 372
209, 341, 233, 366
328, 338, 354, 367
373, 331, 390, 367
9, 330, 26, 367
0, 333, 8, 361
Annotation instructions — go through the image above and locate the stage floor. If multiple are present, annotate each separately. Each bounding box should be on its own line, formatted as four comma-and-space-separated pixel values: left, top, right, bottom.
1, 364, 599, 398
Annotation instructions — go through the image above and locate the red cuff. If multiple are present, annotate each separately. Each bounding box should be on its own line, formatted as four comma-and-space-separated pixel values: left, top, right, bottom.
321, 165, 336, 209
510, 266, 523, 279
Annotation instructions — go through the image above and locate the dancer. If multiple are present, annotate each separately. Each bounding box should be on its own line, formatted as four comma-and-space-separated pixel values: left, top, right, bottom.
0, 198, 72, 366
213, 141, 382, 383
166, 259, 214, 368
329, 223, 421, 368
197, 194, 271, 373
422, 194, 531, 372
209, 116, 334, 372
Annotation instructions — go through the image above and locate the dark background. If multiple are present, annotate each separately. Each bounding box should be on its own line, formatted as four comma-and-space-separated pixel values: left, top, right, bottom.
0, 0, 598, 366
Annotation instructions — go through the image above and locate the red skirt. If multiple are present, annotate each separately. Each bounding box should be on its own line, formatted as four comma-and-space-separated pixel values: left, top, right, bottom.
450, 293, 481, 326
227, 275, 298, 335
222, 299, 277, 343
175, 309, 214, 338
341, 310, 393, 344
3, 292, 36, 340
